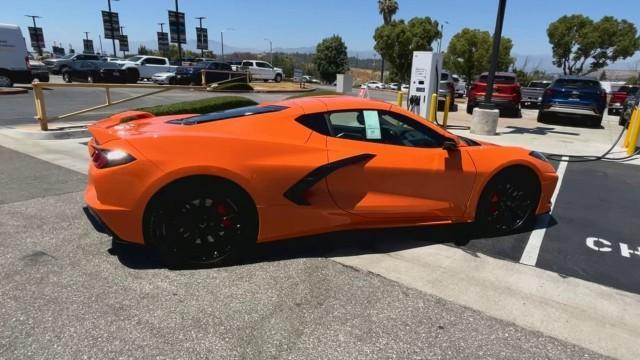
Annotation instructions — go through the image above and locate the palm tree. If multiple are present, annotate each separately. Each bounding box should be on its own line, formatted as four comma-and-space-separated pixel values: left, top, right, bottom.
378, 0, 399, 25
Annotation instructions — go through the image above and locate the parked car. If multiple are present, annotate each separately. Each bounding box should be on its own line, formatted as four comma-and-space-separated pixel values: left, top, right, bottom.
538, 76, 607, 127
608, 85, 640, 116
401, 84, 409, 93
227, 60, 242, 71
521, 80, 551, 108
42, 53, 101, 75
388, 82, 400, 91
102, 57, 122, 63
467, 72, 521, 117
0, 24, 32, 87
452, 74, 467, 98
174, 61, 234, 85
112, 55, 177, 82
29, 56, 49, 83
301, 75, 320, 84
439, 70, 456, 111
363, 81, 384, 89
84, 96, 558, 267
152, 71, 176, 85
61, 61, 127, 83
241, 60, 283, 82
618, 93, 639, 127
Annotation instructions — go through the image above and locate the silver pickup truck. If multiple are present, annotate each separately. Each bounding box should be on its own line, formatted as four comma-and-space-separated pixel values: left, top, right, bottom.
521, 80, 551, 108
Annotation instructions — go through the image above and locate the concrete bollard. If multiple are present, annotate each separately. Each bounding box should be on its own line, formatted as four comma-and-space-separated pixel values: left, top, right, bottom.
470, 107, 499, 135
336, 74, 353, 94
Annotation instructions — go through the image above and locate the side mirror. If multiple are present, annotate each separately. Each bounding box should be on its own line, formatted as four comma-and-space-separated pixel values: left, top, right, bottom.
442, 139, 458, 151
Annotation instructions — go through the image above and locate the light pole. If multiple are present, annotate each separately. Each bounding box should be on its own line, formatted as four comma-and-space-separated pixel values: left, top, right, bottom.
480, 0, 507, 109
437, 21, 449, 54
158, 22, 165, 57
264, 38, 272, 64
25, 15, 43, 56
174, 0, 182, 65
220, 28, 234, 62
106, 0, 119, 57
195, 16, 206, 58
120, 26, 126, 58
98, 34, 103, 55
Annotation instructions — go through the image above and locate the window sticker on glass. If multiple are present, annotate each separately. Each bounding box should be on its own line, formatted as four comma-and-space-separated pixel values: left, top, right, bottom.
363, 110, 381, 139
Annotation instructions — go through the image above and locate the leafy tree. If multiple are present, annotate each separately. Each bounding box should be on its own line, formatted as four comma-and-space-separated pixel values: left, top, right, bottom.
271, 53, 295, 77
137, 45, 151, 55
378, 0, 398, 25
626, 76, 639, 85
313, 35, 348, 83
443, 28, 514, 84
374, 17, 441, 83
547, 15, 640, 75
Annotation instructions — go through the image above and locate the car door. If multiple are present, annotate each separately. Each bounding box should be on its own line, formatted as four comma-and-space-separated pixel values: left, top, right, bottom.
256, 61, 272, 79
324, 109, 477, 220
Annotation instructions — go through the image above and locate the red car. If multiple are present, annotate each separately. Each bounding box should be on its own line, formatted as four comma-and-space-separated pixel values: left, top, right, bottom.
466, 72, 521, 117
608, 85, 640, 116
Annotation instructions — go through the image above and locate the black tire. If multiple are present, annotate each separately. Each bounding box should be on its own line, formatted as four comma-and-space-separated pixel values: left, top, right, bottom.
263, 79, 269, 83
475, 167, 540, 236
87, 75, 95, 83
62, 71, 72, 83
607, 108, 615, 116
537, 110, 549, 123
274, 74, 282, 83
466, 103, 475, 115
590, 115, 603, 128
0, 72, 13, 87
126, 68, 139, 83
168, 77, 176, 85
144, 177, 258, 268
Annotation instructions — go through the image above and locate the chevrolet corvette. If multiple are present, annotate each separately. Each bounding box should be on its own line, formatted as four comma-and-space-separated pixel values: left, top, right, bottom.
84, 96, 558, 267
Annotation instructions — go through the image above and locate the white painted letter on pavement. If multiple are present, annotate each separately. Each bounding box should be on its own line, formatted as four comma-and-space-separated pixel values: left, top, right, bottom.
619, 243, 640, 258
586, 237, 612, 252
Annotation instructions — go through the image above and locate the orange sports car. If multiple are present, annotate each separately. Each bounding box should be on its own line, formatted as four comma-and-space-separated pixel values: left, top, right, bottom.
84, 96, 558, 267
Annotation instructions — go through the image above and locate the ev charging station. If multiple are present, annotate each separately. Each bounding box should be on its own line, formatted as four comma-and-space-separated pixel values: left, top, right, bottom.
408, 51, 442, 119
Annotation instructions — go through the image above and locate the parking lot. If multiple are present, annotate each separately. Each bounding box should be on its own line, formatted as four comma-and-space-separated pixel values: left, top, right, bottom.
0, 84, 639, 359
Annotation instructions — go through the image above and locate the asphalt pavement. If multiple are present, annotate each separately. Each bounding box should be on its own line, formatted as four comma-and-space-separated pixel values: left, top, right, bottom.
0, 142, 607, 359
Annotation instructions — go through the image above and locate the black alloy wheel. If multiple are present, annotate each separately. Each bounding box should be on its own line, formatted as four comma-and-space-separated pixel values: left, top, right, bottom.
477, 169, 540, 235
146, 180, 258, 268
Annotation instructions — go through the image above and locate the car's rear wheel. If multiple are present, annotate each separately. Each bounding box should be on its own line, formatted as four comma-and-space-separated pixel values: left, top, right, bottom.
0, 74, 13, 87
62, 71, 72, 83
589, 115, 603, 128
87, 75, 95, 83
144, 177, 258, 268
466, 103, 475, 115
274, 74, 282, 83
476, 168, 540, 236
537, 110, 550, 123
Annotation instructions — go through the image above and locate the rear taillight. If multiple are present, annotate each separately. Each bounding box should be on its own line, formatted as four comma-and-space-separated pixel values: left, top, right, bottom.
544, 88, 554, 97
91, 148, 135, 169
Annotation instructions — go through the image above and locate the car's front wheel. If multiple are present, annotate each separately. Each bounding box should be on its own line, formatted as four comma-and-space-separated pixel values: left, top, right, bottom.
476, 168, 540, 235
62, 71, 72, 83
274, 74, 282, 83
145, 178, 258, 268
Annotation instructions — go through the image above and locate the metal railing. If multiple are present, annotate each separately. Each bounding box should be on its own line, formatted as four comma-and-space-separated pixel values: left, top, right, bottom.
200, 69, 251, 87
31, 82, 205, 131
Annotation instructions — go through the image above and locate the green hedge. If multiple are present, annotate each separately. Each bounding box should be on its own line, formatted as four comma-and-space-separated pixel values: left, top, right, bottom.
138, 96, 258, 116
285, 89, 338, 100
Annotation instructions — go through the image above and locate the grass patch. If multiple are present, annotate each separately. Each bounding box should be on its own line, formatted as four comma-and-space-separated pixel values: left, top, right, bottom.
286, 89, 338, 100
138, 96, 257, 116
212, 82, 254, 91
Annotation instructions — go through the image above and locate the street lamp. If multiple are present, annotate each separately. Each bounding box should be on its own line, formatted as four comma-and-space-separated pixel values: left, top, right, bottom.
479, 0, 507, 110
264, 38, 272, 64
220, 28, 234, 62
195, 16, 206, 58
24, 15, 43, 57
106, 0, 120, 57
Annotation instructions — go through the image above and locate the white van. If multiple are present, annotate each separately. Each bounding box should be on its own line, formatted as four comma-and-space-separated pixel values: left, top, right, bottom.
0, 23, 31, 87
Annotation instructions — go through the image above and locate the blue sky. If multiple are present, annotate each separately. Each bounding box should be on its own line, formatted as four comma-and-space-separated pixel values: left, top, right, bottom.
4, 0, 640, 63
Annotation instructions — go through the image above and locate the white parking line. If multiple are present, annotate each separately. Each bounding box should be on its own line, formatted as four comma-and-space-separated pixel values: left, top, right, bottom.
519, 156, 569, 266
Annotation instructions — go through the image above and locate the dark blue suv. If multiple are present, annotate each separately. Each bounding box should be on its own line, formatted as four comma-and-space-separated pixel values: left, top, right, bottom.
538, 76, 607, 127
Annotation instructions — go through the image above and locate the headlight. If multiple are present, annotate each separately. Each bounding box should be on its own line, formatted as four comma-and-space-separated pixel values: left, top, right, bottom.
529, 151, 548, 163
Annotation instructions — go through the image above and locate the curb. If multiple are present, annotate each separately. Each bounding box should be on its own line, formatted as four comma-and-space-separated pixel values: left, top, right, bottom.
1, 126, 91, 140
0, 87, 28, 95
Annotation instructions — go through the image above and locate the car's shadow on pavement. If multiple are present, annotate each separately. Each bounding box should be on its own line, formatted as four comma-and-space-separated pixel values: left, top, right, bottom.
107, 219, 555, 270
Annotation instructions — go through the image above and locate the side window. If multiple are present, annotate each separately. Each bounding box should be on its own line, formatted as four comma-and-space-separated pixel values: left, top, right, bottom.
76, 55, 86, 61
296, 113, 331, 136
378, 111, 445, 148
242, 61, 253, 67
87, 55, 100, 61
326, 110, 445, 148
207, 62, 219, 70
146, 58, 165, 65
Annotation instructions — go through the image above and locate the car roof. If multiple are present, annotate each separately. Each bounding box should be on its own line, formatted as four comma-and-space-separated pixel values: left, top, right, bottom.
277, 95, 392, 114
555, 75, 599, 81
480, 71, 516, 77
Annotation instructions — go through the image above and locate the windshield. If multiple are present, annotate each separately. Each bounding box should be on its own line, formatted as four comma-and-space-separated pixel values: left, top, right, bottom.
553, 79, 600, 89
479, 75, 516, 84
528, 81, 550, 88
126, 56, 143, 62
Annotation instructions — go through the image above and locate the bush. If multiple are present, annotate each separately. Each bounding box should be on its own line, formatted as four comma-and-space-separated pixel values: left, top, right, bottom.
138, 96, 257, 116
211, 82, 254, 91
285, 89, 338, 99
